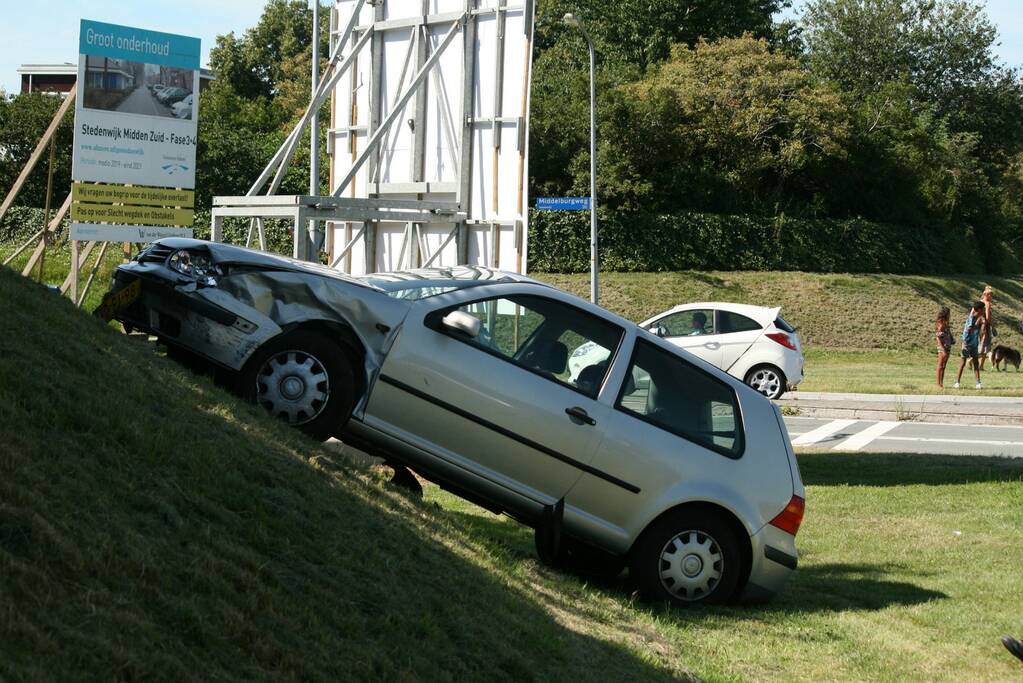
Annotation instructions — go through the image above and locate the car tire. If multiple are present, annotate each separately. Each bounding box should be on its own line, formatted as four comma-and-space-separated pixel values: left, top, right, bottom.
744, 364, 787, 400
534, 530, 627, 578
240, 330, 356, 442
630, 510, 741, 606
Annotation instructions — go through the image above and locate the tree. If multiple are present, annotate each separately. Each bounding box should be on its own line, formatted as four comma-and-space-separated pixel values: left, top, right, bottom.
0, 94, 73, 209
530, 0, 791, 199
801, 0, 999, 115
595, 36, 851, 215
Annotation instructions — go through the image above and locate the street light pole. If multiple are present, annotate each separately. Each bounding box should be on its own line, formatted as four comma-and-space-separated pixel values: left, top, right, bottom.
563, 13, 598, 305
309, 0, 321, 260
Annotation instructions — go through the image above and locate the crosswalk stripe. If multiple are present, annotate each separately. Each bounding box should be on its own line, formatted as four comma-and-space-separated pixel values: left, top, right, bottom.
791, 419, 857, 447
833, 421, 900, 452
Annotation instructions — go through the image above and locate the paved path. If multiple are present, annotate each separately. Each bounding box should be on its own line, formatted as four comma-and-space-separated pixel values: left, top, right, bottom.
784, 416, 1023, 457
116, 87, 173, 117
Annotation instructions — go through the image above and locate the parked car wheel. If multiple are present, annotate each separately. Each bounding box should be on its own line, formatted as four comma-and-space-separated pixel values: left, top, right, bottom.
744, 364, 786, 400
631, 510, 741, 605
534, 529, 627, 578
241, 330, 355, 442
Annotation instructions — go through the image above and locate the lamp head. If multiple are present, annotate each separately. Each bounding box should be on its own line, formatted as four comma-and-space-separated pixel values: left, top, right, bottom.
562, 12, 581, 27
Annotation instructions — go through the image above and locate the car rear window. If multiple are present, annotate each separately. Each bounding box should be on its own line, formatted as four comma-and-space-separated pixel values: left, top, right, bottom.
617, 339, 744, 458
718, 311, 762, 334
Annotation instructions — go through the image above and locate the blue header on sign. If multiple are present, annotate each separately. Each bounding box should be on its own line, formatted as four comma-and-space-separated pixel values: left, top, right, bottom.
79, 19, 201, 70
537, 197, 592, 211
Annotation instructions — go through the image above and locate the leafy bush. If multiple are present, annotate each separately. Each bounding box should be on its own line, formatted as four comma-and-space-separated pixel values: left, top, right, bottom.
528, 210, 985, 274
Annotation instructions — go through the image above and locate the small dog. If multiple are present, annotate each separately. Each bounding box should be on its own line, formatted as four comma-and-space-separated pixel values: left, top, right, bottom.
991, 345, 1021, 371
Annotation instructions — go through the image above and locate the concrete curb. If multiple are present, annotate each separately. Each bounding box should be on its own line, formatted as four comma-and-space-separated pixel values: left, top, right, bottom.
778, 391, 1023, 426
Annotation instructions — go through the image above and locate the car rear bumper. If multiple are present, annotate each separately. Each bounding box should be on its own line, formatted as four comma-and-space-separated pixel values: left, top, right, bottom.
741, 523, 798, 602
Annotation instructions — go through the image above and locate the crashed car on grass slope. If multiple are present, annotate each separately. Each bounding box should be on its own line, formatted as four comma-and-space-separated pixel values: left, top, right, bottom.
102, 238, 805, 606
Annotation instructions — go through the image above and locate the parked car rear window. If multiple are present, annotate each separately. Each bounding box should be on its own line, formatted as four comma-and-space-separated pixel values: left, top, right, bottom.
718, 310, 762, 334
437, 295, 623, 398
617, 340, 743, 458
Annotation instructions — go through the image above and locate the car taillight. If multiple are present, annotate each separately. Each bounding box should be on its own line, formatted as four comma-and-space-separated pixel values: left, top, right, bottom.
766, 332, 797, 351
768, 495, 805, 536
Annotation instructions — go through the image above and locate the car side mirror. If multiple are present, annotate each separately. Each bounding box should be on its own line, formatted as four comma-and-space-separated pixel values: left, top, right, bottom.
441, 310, 481, 338
650, 324, 667, 338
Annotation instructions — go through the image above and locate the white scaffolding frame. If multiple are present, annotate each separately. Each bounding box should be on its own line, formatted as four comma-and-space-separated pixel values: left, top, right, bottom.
210, 0, 534, 273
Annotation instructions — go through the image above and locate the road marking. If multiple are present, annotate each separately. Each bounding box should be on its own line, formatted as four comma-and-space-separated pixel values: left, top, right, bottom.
791, 419, 857, 447
782, 416, 1023, 430
833, 421, 900, 452
879, 435, 1023, 447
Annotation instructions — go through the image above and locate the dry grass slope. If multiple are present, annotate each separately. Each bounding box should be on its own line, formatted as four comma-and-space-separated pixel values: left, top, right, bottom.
538, 271, 1023, 352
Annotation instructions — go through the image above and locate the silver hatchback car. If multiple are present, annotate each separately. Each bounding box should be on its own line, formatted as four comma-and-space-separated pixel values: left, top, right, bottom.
103, 239, 805, 605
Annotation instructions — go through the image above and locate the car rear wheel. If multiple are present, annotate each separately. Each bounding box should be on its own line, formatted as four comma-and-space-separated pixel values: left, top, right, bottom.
241, 330, 355, 442
745, 364, 786, 400
630, 510, 741, 606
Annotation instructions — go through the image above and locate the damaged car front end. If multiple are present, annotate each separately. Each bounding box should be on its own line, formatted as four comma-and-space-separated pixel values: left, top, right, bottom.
101, 238, 413, 438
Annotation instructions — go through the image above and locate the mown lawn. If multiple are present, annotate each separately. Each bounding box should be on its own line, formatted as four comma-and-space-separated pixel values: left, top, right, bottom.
426, 451, 1023, 682
800, 349, 1023, 396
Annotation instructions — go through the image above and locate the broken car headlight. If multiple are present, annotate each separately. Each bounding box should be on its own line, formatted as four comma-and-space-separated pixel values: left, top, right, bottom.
168, 249, 221, 287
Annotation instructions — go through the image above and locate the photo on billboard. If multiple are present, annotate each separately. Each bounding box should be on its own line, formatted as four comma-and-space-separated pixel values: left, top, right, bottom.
82, 57, 195, 120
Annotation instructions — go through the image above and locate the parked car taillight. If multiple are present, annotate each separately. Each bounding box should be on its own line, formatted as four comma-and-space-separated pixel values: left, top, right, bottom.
766, 332, 797, 350
768, 495, 805, 536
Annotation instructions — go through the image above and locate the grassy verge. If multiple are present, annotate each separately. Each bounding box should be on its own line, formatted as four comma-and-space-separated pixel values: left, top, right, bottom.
0, 238, 128, 313
427, 452, 1023, 682
537, 271, 1023, 354
2, 260, 1022, 680
799, 349, 1023, 396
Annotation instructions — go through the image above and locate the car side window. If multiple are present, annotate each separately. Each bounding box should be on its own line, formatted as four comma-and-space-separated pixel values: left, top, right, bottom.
617, 339, 743, 458
435, 295, 623, 398
718, 311, 763, 334
652, 309, 716, 337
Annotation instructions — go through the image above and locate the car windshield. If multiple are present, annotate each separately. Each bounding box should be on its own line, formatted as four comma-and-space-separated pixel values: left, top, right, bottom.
358, 267, 518, 301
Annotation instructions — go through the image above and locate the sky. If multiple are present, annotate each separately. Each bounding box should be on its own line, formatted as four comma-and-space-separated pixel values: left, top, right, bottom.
0, 0, 267, 94
1, 0, 1022, 94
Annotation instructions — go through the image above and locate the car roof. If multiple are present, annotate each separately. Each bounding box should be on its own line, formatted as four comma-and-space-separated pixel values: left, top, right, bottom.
641, 302, 782, 327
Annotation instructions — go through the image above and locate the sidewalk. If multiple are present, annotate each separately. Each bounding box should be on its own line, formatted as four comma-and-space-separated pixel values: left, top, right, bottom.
778, 391, 1023, 425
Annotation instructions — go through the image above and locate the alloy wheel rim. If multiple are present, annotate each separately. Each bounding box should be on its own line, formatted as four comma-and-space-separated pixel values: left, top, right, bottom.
658, 530, 723, 601
256, 350, 330, 425
750, 369, 781, 397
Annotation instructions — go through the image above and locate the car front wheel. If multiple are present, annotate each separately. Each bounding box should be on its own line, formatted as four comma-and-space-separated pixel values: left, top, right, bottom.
745, 364, 786, 400
241, 330, 355, 442
630, 510, 741, 606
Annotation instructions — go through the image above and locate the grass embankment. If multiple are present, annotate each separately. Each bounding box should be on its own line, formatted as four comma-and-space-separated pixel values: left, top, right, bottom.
2, 263, 1023, 680
1, 238, 127, 313
0, 265, 681, 681
540, 271, 1023, 395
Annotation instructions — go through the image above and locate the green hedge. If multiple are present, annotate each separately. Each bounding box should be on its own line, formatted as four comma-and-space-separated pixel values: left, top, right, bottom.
3, 204, 988, 275
528, 211, 985, 274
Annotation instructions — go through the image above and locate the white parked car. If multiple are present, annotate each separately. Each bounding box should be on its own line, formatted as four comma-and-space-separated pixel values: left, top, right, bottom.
571, 303, 802, 400
171, 94, 194, 119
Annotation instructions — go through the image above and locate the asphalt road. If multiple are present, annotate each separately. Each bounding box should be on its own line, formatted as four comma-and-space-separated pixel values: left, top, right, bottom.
116, 87, 173, 117
785, 416, 1023, 457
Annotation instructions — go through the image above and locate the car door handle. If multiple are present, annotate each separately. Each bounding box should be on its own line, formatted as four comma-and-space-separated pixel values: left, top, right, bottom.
565, 406, 597, 426
703, 342, 720, 349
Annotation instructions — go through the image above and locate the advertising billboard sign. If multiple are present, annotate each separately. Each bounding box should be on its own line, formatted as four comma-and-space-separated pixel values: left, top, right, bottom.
72, 20, 200, 189
70, 19, 199, 242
